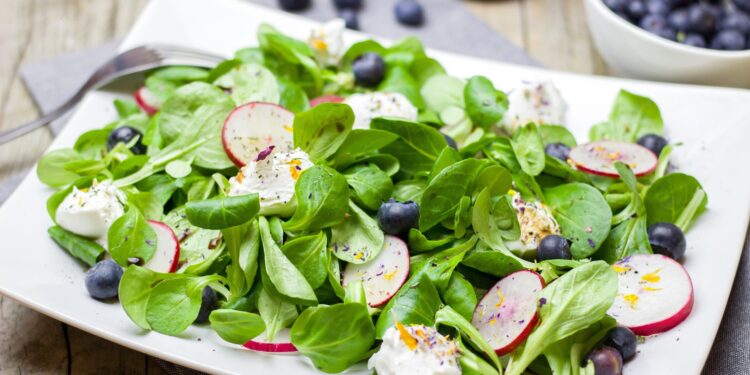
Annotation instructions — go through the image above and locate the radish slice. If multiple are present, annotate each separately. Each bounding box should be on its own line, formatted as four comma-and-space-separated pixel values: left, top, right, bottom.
341, 235, 410, 307
221, 102, 295, 167
309, 95, 344, 107
569, 140, 657, 177
607, 254, 694, 336
471, 270, 545, 356
143, 220, 180, 273
243, 329, 298, 353
133, 86, 161, 116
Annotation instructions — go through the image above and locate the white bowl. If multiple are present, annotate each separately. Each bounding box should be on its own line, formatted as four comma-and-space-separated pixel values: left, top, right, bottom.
583, 0, 750, 88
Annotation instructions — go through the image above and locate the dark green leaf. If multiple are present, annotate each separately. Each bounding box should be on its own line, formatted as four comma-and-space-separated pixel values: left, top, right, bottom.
419, 158, 484, 231
283, 166, 349, 232
543, 183, 612, 258
281, 232, 329, 288
343, 163, 394, 211
108, 208, 157, 266
185, 194, 260, 230
209, 309, 266, 344
47, 226, 105, 267
464, 76, 508, 129
291, 303, 375, 373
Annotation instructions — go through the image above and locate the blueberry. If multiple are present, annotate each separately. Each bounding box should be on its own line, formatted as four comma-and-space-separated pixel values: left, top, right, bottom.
667, 8, 690, 32
627, 0, 648, 22
377, 199, 419, 235
603, 327, 638, 361
640, 14, 677, 40
333, 0, 362, 10
688, 4, 718, 35
85, 260, 123, 300
604, 0, 628, 13
278, 0, 310, 11
645, 0, 671, 16
544, 143, 571, 161
735, 0, 750, 13
194, 286, 218, 323
537, 235, 572, 261
647, 222, 687, 261
721, 11, 750, 34
682, 33, 707, 47
339, 8, 359, 30
711, 29, 748, 50
585, 347, 623, 375
352, 53, 386, 86
395, 0, 425, 26
636, 134, 668, 156
107, 126, 146, 154
666, 0, 691, 8
443, 133, 458, 149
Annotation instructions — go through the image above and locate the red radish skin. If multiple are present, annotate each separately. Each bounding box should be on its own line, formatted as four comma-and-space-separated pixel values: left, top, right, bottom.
569, 140, 658, 177
607, 254, 694, 336
133, 87, 160, 116
144, 220, 180, 273
243, 329, 298, 353
309, 95, 344, 107
221, 102, 294, 167
341, 235, 410, 307
471, 270, 545, 356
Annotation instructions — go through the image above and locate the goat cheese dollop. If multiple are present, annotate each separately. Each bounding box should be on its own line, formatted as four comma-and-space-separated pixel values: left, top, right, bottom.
56, 181, 126, 243
344, 92, 419, 129
501, 80, 568, 134
308, 19, 345, 66
228, 148, 313, 217
506, 190, 561, 252
368, 323, 461, 375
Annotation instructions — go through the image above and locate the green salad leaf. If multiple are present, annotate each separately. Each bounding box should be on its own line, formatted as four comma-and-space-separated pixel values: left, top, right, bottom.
543, 183, 612, 258
47, 226, 105, 267
260, 217, 317, 305
329, 200, 385, 264
291, 303, 375, 373
185, 193, 260, 230
589, 89, 663, 142
283, 166, 349, 232
209, 309, 266, 344
293, 103, 354, 162
281, 231, 329, 289
343, 163, 394, 211
464, 75, 508, 129
372, 117, 448, 178
108, 208, 157, 266
419, 158, 484, 231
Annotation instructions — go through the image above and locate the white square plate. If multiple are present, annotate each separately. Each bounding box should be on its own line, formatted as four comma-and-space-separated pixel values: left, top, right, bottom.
1, 0, 749, 373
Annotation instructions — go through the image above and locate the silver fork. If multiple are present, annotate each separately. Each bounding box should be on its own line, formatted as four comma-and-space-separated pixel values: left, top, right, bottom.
0, 45, 226, 145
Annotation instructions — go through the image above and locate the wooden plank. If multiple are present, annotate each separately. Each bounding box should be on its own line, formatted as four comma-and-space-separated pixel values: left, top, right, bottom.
465, 0, 526, 50
0, 297, 69, 374
68, 325, 147, 374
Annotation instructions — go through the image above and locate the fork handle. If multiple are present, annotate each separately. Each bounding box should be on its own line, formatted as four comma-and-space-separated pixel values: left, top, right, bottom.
0, 104, 73, 145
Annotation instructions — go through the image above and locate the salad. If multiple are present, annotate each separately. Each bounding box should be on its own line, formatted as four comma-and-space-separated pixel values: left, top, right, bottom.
37, 19, 708, 375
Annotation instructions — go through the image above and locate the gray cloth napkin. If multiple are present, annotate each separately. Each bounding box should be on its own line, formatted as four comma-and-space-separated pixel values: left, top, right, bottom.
6, 0, 748, 374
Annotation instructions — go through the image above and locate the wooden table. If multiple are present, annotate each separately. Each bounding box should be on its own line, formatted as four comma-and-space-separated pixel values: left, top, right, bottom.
0, 0, 609, 372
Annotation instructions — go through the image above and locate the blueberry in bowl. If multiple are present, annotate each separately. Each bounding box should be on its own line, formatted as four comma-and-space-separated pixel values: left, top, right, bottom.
583, 0, 750, 87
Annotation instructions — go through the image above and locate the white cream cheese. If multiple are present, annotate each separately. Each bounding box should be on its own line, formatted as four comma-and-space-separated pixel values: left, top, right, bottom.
501, 80, 568, 134
56, 181, 126, 243
308, 19, 345, 66
368, 323, 461, 375
506, 190, 561, 252
344, 92, 419, 129
228, 148, 313, 217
